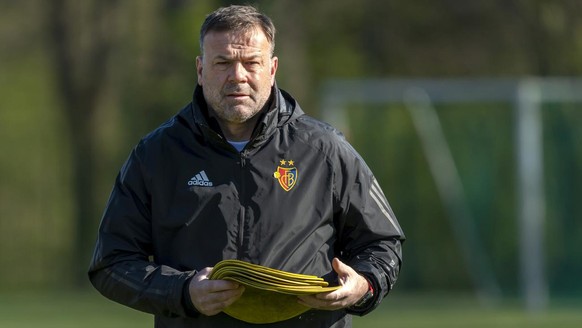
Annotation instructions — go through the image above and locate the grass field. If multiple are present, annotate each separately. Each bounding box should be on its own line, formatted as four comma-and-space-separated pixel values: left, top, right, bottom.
0, 290, 580, 327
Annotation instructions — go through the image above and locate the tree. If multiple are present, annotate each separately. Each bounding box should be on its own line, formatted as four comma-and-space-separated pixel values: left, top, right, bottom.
46, 0, 119, 286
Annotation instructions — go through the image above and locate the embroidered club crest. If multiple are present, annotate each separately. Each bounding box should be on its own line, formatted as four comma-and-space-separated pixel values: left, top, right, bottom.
273, 159, 297, 191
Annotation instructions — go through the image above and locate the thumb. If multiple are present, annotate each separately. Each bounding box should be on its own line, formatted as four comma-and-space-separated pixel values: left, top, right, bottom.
332, 258, 351, 283
194, 267, 213, 282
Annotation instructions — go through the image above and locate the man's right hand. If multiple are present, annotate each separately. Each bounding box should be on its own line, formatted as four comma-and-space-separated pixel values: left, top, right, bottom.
188, 267, 245, 316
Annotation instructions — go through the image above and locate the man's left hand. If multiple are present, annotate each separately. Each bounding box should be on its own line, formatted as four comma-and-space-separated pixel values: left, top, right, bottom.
297, 257, 369, 311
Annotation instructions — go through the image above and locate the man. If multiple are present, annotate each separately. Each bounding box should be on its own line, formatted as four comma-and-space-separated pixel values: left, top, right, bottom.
89, 5, 404, 328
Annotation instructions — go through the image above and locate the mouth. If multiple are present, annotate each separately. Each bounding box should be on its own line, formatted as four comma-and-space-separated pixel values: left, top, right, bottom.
226, 93, 250, 101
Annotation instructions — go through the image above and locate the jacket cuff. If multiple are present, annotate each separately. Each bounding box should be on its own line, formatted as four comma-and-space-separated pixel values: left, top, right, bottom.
345, 272, 382, 316
181, 276, 200, 317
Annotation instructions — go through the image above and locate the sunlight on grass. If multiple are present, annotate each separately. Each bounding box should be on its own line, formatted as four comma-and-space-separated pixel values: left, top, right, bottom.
0, 290, 151, 328
0, 291, 580, 328
355, 292, 582, 328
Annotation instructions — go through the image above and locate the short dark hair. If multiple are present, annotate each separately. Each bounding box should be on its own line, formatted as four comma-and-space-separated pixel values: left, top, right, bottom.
199, 5, 276, 56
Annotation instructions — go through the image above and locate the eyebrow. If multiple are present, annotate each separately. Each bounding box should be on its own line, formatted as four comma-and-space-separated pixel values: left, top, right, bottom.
213, 54, 262, 61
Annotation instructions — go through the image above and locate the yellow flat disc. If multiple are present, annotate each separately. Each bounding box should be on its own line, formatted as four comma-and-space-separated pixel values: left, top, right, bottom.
222, 285, 310, 324
208, 260, 341, 323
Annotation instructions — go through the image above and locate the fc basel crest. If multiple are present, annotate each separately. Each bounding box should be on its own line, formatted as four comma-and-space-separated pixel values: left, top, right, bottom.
273, 159, 297, 191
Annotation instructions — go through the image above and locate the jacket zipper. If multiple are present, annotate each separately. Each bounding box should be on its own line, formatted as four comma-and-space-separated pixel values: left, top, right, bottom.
237, 150, 248, 260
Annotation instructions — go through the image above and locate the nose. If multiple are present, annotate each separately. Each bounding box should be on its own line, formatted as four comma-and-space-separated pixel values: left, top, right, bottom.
229, 62, 248, 83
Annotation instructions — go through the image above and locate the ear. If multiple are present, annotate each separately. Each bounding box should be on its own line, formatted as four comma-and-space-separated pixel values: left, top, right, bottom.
270, 56, 278, 86
196, 56, 203, 86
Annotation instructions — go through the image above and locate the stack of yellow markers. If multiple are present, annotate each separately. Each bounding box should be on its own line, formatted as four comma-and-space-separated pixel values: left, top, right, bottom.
209, 259, 339, 324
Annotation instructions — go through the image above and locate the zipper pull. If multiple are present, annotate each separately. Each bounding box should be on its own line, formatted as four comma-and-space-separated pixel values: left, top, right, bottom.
239, 151, 247, 167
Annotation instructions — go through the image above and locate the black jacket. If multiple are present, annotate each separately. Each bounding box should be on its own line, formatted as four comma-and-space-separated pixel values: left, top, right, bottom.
88, 85, 405, 328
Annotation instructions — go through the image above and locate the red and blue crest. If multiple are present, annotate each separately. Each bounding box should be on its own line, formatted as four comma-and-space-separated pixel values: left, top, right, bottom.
273, 160, 298, 191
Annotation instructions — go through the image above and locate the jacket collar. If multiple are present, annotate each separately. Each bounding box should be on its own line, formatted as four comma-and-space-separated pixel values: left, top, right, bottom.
185, 83, 300, 151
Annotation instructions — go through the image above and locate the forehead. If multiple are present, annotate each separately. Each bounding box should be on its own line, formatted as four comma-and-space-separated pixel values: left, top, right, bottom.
202, 28, 271, 56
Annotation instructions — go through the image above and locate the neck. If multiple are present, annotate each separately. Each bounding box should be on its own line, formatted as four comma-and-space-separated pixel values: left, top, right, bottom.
216, 115, 260, 141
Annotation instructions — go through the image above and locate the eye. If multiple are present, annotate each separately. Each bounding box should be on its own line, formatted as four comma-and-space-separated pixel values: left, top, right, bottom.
245, 61, 261, 70
214, 61, 230, 70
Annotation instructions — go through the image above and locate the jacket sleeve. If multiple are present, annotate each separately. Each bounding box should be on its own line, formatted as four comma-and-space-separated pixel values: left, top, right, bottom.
88, 145, 196, 318
333, 142, 405, 316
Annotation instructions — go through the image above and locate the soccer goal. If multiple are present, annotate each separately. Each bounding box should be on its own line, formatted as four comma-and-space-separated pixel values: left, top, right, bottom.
320, 78, 582, 311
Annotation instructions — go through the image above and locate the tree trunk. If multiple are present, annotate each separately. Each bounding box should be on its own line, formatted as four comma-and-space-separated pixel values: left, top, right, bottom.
46, 0, 114, 287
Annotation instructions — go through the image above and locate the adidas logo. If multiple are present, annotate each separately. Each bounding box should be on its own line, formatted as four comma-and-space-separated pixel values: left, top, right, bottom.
188, 170, 213, 187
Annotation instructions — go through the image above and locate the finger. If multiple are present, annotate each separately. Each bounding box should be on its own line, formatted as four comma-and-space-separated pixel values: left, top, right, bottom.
297, 294, 348, 311
205, 279, 241, 292
205, 285, 245, 306
192, 271, 240, 293
196, 285, 245, 315
314, 289, 347, 301
188, 272, 244, 316
299, 293, 348, 304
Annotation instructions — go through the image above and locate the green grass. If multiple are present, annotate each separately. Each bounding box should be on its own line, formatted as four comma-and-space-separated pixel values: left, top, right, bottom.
0, 290, 580, 327
0, 290, 151, 328
355, 292, 582, 328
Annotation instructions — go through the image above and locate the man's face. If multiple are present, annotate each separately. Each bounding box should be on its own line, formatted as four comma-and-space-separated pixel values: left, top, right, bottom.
196, 28, 278, 129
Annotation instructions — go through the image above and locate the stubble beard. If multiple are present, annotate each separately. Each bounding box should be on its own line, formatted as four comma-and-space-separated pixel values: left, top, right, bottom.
206, 86, 270, 125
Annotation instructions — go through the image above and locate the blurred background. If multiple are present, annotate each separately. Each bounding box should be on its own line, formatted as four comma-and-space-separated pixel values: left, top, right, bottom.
1, 0, 581, 327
